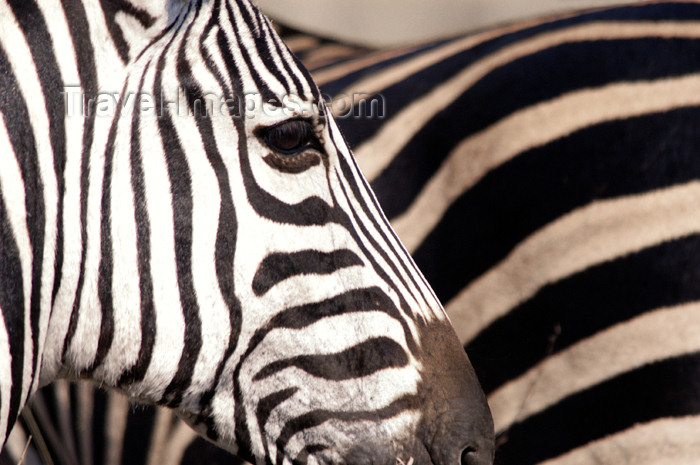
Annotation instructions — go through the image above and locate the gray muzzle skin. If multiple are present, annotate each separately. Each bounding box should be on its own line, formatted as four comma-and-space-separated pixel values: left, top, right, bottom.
344, 321, 495, 465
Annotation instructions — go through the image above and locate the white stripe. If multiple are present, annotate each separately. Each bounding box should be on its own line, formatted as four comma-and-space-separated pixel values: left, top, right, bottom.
0, 308, 12, 442
179, 50, 232, 403
67, 161, 105, 367
104, 391, 129, 465
0, 0, 60, 397
354, 21, 700, 182
393, 73, 700, 253
76, 380, 95, 465
489, 301, 700, 433
128, 49, 182, 400
330, 119, 444, 321
0, 3, 57, 410
227, 1, 288, 98
538, 415, 700, 465
160, 420, 198, 465
323, 18, 541, 98
145, 407, 177, 465
94, 100, 142, 381
67, 0, 138, 375
447, 181, 700, 345
37, 0, 88, 384
0, 114, 34, 415
4, 420, 30, 464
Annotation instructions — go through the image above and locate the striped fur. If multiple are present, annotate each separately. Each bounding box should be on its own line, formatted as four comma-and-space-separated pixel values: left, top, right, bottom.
61, 2, 698, 464
11, 1, 700, 464
325, 2, 700, 464
0, 1, 493, 465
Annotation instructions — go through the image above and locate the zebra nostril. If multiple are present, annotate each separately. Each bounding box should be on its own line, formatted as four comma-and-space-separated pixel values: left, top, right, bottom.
458, 444, 494, 465
459, 446, 477, 465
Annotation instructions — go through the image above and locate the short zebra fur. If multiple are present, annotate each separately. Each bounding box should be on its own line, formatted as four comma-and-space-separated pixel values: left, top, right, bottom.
327, 2, 700, 464
0, 1, 493, 465
45, 2, 695, 464
14, 1, 700, 464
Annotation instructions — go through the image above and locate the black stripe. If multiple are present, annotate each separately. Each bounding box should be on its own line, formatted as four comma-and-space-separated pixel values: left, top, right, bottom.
120, 403, 157, 465
495, 352, 700, 465
99, 0, 156, 63
195, 0, 244, 420
212, 5, 260, 453
333, 2, 700, 150
256, 388, 297, 433
370, 37, 700, 221
0, 41, 43, 431
225, 1, 278, 104
0, 27, 48, 400
156, 3, 203, 406
0, 186, 26, 441
232, 286, 403, 455
256, 387, 297, 464
253, 337, 408, 381
274, 394, 419, 465
5, 0, 67, 312
469, 234, 700, 395
265, 287, 401, 331
333, 129, 438, 311
61, 0, 99, 360
162, 0, 249, 405
86, 82, 124, 375
252, 249, 363, 296
238, 3, 292, 96
117, 68, 157, 384
414, 106, 700, 306
260, 15, 306, 98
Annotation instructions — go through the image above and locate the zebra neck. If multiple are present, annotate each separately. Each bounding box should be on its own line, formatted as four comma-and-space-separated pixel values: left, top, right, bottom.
37, 0, 196, 391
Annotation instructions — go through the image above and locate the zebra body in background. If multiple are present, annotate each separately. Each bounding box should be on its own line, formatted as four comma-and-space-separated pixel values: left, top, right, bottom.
0, 1, 495, 465
329, 2, 700, 464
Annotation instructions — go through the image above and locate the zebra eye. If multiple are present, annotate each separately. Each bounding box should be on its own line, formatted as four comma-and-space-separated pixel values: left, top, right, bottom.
263, 119, 320, 155
257, 119, 323, 173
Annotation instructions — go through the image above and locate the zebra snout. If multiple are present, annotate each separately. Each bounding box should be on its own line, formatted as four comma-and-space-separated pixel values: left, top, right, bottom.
425, 403, 495, 465
343, 422, 492, 465
418, 394, 494, 465
416, 323, 495, 465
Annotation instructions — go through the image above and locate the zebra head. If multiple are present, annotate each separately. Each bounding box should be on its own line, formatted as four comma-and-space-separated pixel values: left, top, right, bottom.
155, 3, 493, 461
0, 0, 491, 464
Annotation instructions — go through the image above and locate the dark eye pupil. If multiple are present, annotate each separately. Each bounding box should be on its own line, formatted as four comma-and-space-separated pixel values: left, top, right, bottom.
267, 120, 312, 153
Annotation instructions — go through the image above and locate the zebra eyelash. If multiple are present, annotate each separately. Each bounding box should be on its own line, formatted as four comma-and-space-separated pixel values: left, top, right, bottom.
256, 118, 324, 174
